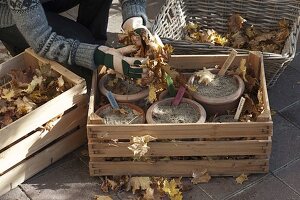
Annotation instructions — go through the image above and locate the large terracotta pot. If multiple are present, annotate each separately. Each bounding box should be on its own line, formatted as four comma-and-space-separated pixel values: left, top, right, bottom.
188, 69, 245, 116
98, 74, 149, 103
146, 97, 206, 124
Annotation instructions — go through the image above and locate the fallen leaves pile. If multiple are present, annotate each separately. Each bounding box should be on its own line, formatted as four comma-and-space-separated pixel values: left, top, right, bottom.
184, 14, 291, 54
0, 64, 72, 129
98, 172, 248, 200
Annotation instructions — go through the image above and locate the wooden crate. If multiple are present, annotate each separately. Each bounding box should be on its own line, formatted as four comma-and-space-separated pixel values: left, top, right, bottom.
87, 52, 273, 177
0, 49, 88, 196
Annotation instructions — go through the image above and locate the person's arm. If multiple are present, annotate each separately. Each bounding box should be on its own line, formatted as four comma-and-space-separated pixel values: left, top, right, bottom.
7, 0, 98, 70
119, 0, 147, 26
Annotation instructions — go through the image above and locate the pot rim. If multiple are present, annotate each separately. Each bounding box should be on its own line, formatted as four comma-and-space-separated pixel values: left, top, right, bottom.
188, 69, 245, 105
95, 102, 146, 124
146, 97, 207, 124
98, 74, 149, 102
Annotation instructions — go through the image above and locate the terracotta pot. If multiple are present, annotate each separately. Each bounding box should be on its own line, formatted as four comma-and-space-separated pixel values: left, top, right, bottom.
146, 98, 206, 124
188, 69, 245, 116
98, 74, 149, 103
95, 103, 145, 124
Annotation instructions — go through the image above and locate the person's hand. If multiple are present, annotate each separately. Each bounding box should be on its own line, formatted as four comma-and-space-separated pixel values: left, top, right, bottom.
94, 45, 148, 79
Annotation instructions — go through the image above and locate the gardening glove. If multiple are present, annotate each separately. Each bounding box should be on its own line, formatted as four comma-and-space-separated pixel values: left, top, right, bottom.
94, 45, 148, 79
122, 17, 164, 48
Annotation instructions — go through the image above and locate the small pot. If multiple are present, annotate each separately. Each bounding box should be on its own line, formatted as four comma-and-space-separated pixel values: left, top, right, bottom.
95, 103, 145, 125
188, 69, 245, 116
98, 74, 149, 103
146, 98, 206, 124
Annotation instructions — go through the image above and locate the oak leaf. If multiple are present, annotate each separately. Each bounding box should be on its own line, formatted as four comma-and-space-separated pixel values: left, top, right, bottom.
128, 135, 157, 159
126, 177, 152, 194
235, 173, 248, 184
191, 169, 211, 184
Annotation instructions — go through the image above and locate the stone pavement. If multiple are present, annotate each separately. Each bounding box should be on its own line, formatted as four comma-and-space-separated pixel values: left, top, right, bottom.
1, 0, 300, 199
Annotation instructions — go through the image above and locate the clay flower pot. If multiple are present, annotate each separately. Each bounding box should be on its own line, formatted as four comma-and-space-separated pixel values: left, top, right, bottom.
146, 98, 206, 124
188, 69, 245, 116
98, 74, 149, 103
95, 103, 145, 125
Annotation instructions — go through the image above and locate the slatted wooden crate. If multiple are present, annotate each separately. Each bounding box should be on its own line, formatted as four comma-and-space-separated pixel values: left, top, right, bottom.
87, 51, 273, 177
0, 49, 88, 196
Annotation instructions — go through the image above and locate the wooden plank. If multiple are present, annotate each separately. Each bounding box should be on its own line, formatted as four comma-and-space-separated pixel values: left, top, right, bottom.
24, 49, 85, 85
89, 159, 269, 177
88, 71, 97, 119
88, 140, 271, 157
169, 54, 248, 70
0, 100, 87, 174
87, 122, 272, 140
0, 126, 86, 196
0, 53, 26, 74
0, 85, 86, 150
257, 53, 272, 122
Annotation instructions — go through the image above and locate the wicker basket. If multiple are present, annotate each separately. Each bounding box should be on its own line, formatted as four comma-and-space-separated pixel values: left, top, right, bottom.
152, 0, 300, 87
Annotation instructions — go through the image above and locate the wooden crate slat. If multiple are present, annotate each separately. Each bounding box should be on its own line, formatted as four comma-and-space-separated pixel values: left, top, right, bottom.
0, 100, 87, 174
88, 122, 272, 140
0, 125, 86, 196
89, 159, 269, 177
88, 139, 271, 157
0, 84, 85, 150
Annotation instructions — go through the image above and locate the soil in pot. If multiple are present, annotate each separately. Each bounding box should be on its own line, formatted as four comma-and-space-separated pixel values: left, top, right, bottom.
98, 74, 149, 103
95, 103, 145, 125
146, 98, 206, 124
189, 69, 245, 116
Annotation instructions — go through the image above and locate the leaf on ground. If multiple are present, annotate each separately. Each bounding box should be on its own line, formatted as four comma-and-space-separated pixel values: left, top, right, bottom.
126, 177, 152, 194
94, 195, 113, 200
128, 135, 157, 159
143, 188, 155, 200
162, 179, 183, 200
235, 173, 248, 184
191, 169, 211, 184
100, 178, 118, 193
57, 75, 64, 88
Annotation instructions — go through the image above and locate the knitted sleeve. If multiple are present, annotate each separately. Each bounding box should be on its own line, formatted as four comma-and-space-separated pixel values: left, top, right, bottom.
7, 0, 98, 70
119, 0, 147, 25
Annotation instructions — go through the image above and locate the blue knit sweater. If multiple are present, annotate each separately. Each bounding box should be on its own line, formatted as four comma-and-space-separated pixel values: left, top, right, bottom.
0, 0, 147, 70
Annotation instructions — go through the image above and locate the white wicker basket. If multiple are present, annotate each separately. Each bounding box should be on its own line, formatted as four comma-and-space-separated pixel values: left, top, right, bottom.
152, 0, 300, 87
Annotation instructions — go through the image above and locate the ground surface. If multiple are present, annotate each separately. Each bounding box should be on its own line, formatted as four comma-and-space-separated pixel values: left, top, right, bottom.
1, 0, 300, 199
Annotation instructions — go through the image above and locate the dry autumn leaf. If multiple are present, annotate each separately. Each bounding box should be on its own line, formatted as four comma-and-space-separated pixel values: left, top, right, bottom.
143, 188, 155, 200
94, 195, 113, 200
235, 173, 248, 184
191, 169, 211, 184
126, 177, 152, 194
162, 179, 183, 200
1, 88, 15, 101
194, 67, 216, 85
148, 84, 157, 103
128, 135, 157, 159
228, 14, 246, 33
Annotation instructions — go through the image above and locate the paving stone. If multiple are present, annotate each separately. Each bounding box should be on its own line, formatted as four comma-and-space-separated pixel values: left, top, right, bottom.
268, 66, 300, 111
21, 156, 101, 200
198, 174, 265, 200
275, 159, 300, 194
280, 100, 300, 129
72, 144, 89, 166
227, 174, 300, 200
269, 115, 300, 171
0, 187, 30, 200
290, 52, 300, 72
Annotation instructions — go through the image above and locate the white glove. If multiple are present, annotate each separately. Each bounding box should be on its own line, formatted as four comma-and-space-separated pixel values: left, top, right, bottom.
94, 45, 148, 78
